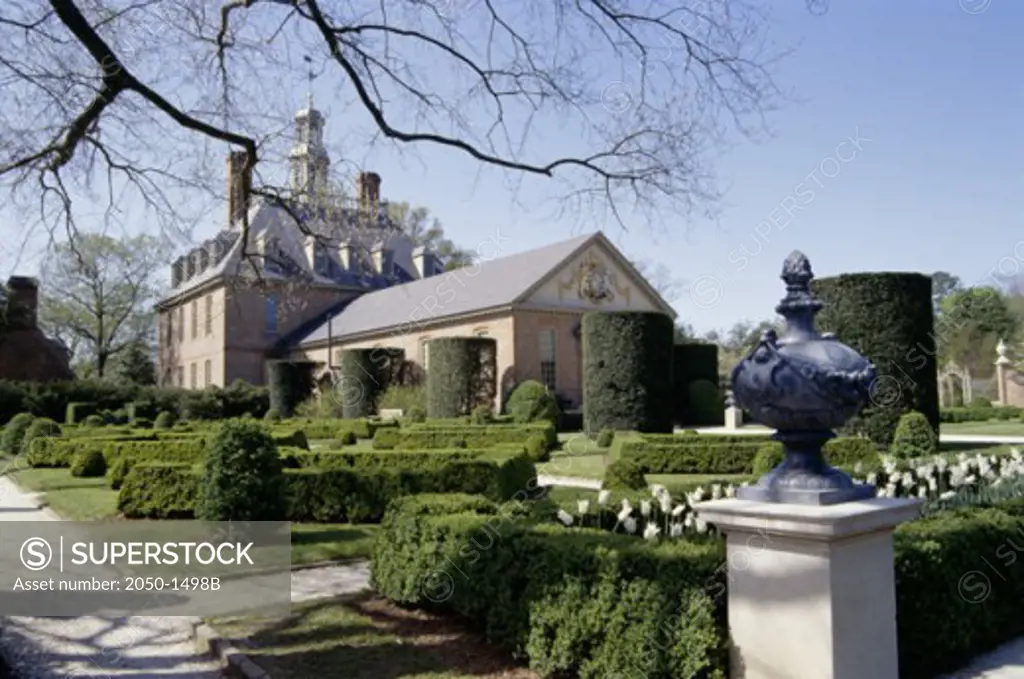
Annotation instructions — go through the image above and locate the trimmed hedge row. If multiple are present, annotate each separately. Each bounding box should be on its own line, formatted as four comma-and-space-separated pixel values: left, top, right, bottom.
813, 272, 939, 448
611, 434, 879, 475
372, 494, 729, 678
940, 406, 1021, 423
117, 452, 537, 522
374, 422, 556, 451
583, 311, 675, 434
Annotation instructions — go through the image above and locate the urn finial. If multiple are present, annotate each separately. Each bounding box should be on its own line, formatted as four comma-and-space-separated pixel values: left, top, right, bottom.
775, 251, 823, 341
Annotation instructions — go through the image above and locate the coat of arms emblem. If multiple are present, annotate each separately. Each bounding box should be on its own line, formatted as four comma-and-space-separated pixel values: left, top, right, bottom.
578, 259, 615, 303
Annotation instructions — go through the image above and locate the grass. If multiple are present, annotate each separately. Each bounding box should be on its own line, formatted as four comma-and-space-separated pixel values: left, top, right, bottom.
941, 421, 1024, 436
3, 465, 379, 565
538, 453, 607, 480
208, 593, 537, 679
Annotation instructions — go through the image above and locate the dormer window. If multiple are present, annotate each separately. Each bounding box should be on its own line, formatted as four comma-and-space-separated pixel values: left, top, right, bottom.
313, 242, 329, 275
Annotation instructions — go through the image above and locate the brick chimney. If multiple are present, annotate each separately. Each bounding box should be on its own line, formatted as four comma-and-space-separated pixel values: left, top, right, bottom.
357, 172, 381, 217
227, 150, 252, 226
6, 276, 38, 330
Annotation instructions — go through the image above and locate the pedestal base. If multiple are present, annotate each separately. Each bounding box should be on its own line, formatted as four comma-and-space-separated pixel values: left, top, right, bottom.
736, 482, 876, 505
695, 498, 921, 679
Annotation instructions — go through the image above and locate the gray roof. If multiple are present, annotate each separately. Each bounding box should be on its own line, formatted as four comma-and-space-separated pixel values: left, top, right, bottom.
295, 232, 595, 345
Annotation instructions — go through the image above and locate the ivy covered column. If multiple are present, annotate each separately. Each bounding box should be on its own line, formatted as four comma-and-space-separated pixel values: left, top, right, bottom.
267, 360, 314, 418
425, 338, 497, 418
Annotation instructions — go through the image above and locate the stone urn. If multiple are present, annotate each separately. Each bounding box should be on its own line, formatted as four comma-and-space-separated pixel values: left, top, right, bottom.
730, 251, 878, 504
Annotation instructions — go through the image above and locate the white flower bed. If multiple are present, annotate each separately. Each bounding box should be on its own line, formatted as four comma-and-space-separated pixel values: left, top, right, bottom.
552, 448, 1024, 540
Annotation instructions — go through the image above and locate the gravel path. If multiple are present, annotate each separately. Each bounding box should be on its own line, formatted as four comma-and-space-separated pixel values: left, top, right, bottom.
0, 476, 371, 679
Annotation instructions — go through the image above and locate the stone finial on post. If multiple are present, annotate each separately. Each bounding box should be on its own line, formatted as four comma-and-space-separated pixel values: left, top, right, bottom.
996, 338, 1012, 405
695, 252, 921, 679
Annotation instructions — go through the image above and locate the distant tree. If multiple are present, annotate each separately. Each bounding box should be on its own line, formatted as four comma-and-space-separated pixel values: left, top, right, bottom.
384, 202, 474, 270
705, 318, 781, 374
632, 259, 683, 301
114, 341, 157, 386
39, 233, 162, 378
674, 322, 699, 344
931, 271, 962, 314
938, 287, 1019, 376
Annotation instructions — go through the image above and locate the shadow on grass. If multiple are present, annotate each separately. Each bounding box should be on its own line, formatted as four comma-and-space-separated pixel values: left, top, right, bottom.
217, 592, 538, 678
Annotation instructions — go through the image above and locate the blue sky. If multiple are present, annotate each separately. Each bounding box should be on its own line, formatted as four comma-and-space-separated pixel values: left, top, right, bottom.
3, 0, 1021, 336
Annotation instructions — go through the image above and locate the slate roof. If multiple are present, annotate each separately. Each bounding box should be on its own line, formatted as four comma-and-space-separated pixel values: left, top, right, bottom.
293, 232, 596, 346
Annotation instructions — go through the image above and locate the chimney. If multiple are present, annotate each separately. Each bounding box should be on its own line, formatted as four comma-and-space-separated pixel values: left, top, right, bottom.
226, 150, 252, 226
6, 276, 38, 329
357, 172, 381, 217
412, 245, 437, 279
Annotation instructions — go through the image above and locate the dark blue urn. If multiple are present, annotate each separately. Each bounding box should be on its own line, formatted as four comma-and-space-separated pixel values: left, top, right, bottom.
730, 251, 878, 505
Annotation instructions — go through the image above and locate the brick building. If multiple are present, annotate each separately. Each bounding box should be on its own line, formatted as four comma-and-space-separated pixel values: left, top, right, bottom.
0, 276, 74, 382
156, 99, 675, 410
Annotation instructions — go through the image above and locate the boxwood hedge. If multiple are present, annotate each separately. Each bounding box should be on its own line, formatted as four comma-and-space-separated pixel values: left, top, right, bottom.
582, 311, 675, 434
425, 338, 498, 418
812, 272, 939, 448
337, 348, 404, 418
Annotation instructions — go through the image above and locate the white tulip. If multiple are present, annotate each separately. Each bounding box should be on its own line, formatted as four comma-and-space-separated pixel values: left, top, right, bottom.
672, 504, 687, 517
557, 509, 574, 526
684, 514, 695, 528
693, 486, 706, 501
917, 486, 927, 499
695, 518, 708, 534
598, 490, 611, 506
711, 484, 723, 500
650, 484, 667, 498
940, 490, 956, 500
640, 500, 652, 517
669, 523, 684, 538
624, 517, 638, 534
578, 499, 591, 515
621, 499, 632, 513
659, 495, 673, 513
617, 506, 633, 522
725, 485, 736, 498
643, 523, 661, 541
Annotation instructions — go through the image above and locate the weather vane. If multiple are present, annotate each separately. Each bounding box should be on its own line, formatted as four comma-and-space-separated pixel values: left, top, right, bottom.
303, 55, 315, 108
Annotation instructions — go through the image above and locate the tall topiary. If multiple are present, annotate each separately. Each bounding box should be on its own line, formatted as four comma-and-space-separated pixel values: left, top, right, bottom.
337, 348, 404, 418
425, 338, 497, 418
889, 411, 937, 460
582, 311, 674, 434
813, 273, 938, 448
672, 343, 719, 425
1, 413, 35, 454
267, 361, 314, 418
199, 420, 286, 521
687, 379, 724, 426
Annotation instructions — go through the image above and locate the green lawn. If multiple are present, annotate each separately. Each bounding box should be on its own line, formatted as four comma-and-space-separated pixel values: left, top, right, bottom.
208, 593, 537, 679
941, 421, 1024, 437
538, 453, 607, 479
4, 466, 378, 565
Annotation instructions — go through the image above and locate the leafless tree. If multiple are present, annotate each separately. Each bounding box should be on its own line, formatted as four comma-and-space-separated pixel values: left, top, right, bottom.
0, 0, 813, 254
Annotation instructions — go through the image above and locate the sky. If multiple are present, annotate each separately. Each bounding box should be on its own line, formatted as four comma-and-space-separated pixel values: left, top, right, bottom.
2, 0, 1022, 336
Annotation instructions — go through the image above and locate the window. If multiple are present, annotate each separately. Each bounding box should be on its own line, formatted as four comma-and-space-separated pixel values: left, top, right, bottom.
539, 329, 556, 391
313, 242, 329, 275
165, 313, 174, 346
205, 295, 213, 335
176, 366, 184, 387
191, 301, 198, 339
204, 359, 212, 387
178, 306, 185, 341
189, 363, 197, 389
265, 295, 279, 334
421, 338, 431, 371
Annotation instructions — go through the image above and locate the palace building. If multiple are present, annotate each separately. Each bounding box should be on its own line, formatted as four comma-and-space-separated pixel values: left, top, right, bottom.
156, 99, 675, 410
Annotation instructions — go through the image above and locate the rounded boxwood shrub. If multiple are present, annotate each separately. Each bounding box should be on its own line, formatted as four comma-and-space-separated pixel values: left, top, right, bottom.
199, 420, 286, 521
752, 442, 784, 476
1, 413, 35, 454
603, 459, 647, 490
426, 338, 498, 418
21, 418, 62, 455
813, 272, 938, 448
109, 456, 135, 490
263, 408, 281, 422
154, 411, 177, 429
524, 434, 550, 462
507, 380, 560, 429
582, 311, 674, 434
339, 430, 357, 446
70, 450, 107, 478
406, 405, 427, 423
596, 428, 615, 448
890, 411, 937, 459
970, 396, 992, 409
824, 436, 881, 471
83, 414, 105, 427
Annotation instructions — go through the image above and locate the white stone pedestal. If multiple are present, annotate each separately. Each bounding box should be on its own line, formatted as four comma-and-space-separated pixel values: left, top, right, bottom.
725, 406, 744, 429
695, 497, 921, 679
